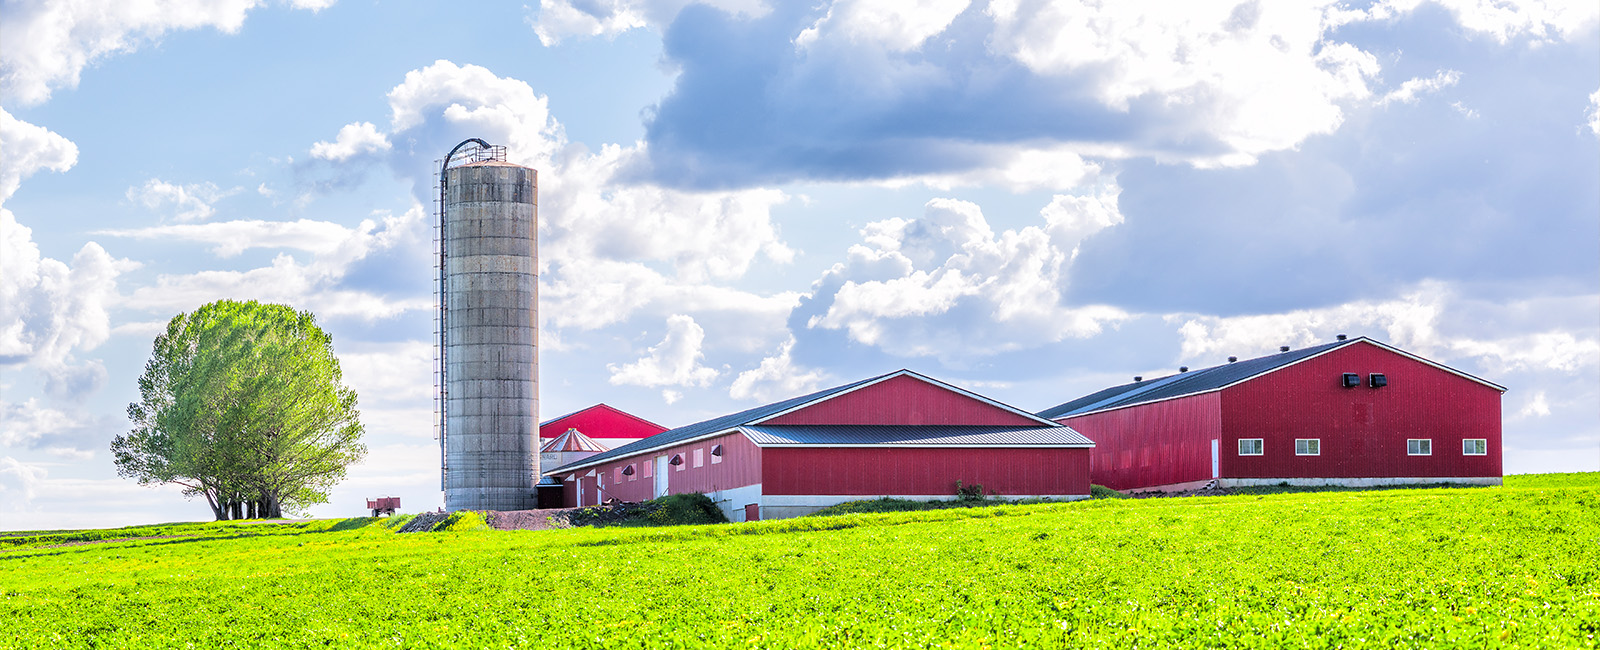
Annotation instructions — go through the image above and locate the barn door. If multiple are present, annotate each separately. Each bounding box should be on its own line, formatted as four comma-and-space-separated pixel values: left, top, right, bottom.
654, 455, 669, 498
1211, 439, 1220, 479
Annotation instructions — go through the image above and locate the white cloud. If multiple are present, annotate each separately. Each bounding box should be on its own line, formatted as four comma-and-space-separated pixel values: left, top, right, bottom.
1518, 391, 1551, 418
370, 60, 799, 342
107, 205, 431, 321
796, 0, 970, 51
338, 341, 435, 405
1366, 0, 1599, 44
0, 108, 79, 205
729, 336, 828, 402
126, 178, 236, 222
985, 1, 1381, 167
0, 456, 47, 503
0, 0, 334, 107
1378, 70, 1462, 106
0, 209, 127, 399
0, 398, 103, 458
608, 314, 721, 388
886, 147, 1103, 194
530, 0, 767, 46
1170, 281, 1600, 376
808, 193, 1129, 360
1587, 88, 1599, 136
310, 121, 391, 161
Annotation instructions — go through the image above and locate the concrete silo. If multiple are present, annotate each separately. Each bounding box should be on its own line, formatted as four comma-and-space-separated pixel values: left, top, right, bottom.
436, 139, 538, 512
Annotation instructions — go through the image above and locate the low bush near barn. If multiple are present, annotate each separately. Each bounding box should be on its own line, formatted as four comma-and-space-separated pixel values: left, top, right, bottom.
2, 475, 1596, 649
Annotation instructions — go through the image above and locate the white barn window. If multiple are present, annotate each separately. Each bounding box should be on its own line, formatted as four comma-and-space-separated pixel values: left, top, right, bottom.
1407, 439, 1432, 456
1238, 439, 1263, 456
1295, 439, 1320, 456
1462, 439, 1487, 455
693, 448, 704, 468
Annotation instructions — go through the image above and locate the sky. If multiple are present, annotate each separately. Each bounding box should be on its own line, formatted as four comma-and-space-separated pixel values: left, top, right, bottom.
1, 0, 1596, 530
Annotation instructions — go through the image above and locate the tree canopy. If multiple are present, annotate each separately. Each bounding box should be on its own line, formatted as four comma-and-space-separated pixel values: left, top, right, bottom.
113, 300, 367, 520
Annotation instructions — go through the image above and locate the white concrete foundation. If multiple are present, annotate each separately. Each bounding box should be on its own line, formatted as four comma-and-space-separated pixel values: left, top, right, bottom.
1219, 476, 1502, 488
759, 493, 1090, 520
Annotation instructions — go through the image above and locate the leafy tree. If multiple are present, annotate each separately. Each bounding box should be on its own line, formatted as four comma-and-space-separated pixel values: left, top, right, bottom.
113, 300, 367, 519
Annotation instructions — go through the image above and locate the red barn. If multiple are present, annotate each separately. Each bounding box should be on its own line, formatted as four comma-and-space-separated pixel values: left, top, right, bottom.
545, 370, 1094, 520
1037, 336, 1505, 492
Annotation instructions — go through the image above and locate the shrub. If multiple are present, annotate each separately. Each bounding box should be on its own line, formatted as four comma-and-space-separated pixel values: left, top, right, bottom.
1090, 484, 1126, 499
437, 511, 490, 532
647, 493, 728, 526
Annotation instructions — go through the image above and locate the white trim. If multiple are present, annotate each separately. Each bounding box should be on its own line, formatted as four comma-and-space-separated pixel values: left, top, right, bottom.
1238, 438, 1264, 456
749, 369, 1063, 428
1407, 439, 1432, 456
1057, 337, 1507, 421
1295, 438, 1321, 456
1219, 476, 1501, 488
745, 442, 1095, 449
1462, 438, 1488, 455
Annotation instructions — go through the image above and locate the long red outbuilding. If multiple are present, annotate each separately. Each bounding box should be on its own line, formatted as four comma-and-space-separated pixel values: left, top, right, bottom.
1036, 336, 1506, 492
545, 370, 1095, 520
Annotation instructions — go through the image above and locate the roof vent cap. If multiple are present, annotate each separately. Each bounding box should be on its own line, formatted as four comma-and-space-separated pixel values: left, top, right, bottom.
1133, 376, 1142, 382
1280, 346, 1291, 352
1228, 356, 1237, 363
1179, 366, 1189, 372
1336, 334, 1348, 341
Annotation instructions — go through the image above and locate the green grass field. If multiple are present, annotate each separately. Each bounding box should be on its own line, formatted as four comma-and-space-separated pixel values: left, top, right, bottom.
2, 473, 1596, 648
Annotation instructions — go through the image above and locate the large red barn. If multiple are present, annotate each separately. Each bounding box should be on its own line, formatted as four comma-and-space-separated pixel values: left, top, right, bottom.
1036, 336, 1505, 492
545, 370, 1094, 520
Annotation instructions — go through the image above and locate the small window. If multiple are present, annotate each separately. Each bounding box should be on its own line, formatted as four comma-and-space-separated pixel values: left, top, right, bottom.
711, 444, 723, 464
1462, 439, 1487, 455
613, 467, 622, 483
693, 448, 704, 468
642, 461, 652, 478
1238, 439, 1263, 456
672, 454, 685, 471
623, 464, 636, 481
1295, 439, 1320, 456
1407, 439, 1431, 456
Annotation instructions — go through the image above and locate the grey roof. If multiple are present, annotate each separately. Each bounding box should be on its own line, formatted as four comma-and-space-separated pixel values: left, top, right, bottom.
739, 424, 1094, 447
1037, 336, 1506, 420
543, 372, 888, 475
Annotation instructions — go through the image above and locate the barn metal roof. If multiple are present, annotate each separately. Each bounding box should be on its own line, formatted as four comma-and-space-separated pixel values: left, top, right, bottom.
544, 369, 1070, 475
544, 372, 887, 474
1036, 336, 1506, 420
738, 424, 1094, 447
539, 428, 609, 453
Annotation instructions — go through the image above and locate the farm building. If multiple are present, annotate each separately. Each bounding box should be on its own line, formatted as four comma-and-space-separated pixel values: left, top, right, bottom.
537, 403, 668, 470
1036, 336, 1506, 492
544, 370, 1095, 521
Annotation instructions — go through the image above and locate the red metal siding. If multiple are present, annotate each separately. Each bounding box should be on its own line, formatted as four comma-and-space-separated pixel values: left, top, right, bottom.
1220, 342, 1502, 479
1061, 392, 1222, 491
559, 432, 762, 507
763, 375, 1041, 426
540, 404, 668, 440
761, 447, 1090, 496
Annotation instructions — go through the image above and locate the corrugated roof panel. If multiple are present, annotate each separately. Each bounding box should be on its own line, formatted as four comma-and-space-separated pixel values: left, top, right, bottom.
740, 425, 1094, 447
544, 372, 888, 474
1037, 339, 1351, 418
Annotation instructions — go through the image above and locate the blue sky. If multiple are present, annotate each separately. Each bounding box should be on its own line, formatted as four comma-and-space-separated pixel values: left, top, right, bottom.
2, 0, 1596, 529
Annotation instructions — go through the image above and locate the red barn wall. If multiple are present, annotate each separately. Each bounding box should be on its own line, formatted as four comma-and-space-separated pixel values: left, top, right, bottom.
1220, 342, 1502, 479
763, 375, 1042, 426
562, 432, 762, 507
1061, 392, 1222, 491
761, 447, 1090, 497
540, 405, 667, 441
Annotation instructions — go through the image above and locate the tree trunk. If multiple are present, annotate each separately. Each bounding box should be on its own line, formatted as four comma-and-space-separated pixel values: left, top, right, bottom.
245, 500, 256, 519
203, 490, 226, 521
229, 500, 242, 520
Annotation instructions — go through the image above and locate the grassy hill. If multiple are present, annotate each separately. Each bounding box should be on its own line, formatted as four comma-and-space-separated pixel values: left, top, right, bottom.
2, 474, 1596, 648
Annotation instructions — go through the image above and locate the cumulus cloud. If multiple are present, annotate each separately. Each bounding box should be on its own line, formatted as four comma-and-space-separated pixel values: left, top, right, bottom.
1357, 0, 1599, 44
104, 205, 430, 321
0, 210, 126, 399
796, 0, 970, 51
0, 398, 107, 458
1378, 70, 1463, 106
0, 0, 334, 106
1170, 280, 1600, 376
126, 178, 236, 222
326, 59, 799, 343
310, 121, 391, 161
1588, 88, 1599, 136
729, 336, 828, 402
804, 193, 1129, 361
529, 0, 767, 45
0, 108, 79, 205
608, 314, 721, 392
